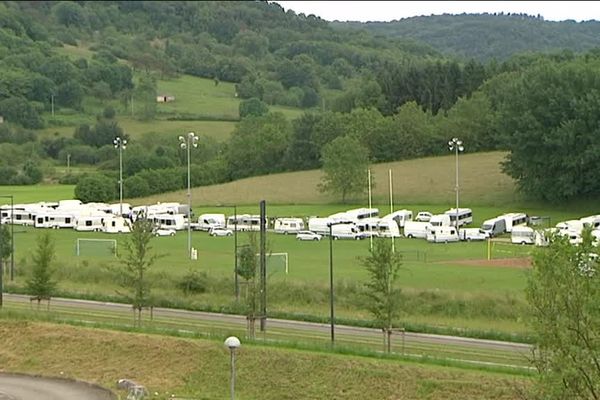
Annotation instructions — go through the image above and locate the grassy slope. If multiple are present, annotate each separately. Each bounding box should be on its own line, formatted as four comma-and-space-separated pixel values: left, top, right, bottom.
0, 321, 527, 399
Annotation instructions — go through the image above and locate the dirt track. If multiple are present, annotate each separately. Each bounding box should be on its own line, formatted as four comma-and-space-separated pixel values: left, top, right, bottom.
450, 257, 532, 268
0, 373, 115, 400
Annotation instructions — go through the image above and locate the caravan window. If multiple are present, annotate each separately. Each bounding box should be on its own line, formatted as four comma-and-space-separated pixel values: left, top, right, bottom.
66, 218, 71, 223
85, 220, 92, 226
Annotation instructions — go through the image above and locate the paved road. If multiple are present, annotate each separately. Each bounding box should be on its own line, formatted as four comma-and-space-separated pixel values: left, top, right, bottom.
5, 293, 531, 357
0, 373, 115, 400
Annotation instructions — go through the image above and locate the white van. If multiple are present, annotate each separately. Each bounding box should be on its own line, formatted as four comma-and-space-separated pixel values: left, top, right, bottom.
404, 221, 431, 239
198, 213, 226, 231
331, 223, 364, 240
429, 214, 451, 227
444, 208, 473, 227
426, 226, 459, 243
459, 228, 488, 241
481, 217, 506, 238
511, 226, 535, 245
274, 217, 305, 234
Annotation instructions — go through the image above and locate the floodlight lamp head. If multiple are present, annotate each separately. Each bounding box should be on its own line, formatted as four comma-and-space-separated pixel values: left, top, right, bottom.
458, 145, 464, 152
178, 135, 185, 142
180, 143, 187, 149
224, 336, 241, 349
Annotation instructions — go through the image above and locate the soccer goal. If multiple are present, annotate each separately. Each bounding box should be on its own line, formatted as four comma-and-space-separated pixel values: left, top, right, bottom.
76, 238, 118, 257
487, 239, 531, 260
254, 252, 289, 275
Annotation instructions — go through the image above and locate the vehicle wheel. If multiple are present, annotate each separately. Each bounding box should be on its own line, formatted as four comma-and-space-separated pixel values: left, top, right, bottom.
467, 238, 471, 242
284, 231, 288, 235
407, 234, 413, 239
313, 237, 318, 241
334, 236, 339, 240
170, 233, 175, 237
227, 232, 233, 236
521, 241, 526, 245
355, 236, 361, 240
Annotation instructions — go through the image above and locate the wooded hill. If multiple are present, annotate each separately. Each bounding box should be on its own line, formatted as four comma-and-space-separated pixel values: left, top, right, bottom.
339, 13, 600, 61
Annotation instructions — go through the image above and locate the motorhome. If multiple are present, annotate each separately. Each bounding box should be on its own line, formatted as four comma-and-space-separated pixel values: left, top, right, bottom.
331, 223, 364, 240
511, 226, 535, 245
274, 217, 305, 234
381, 210, 412, 228
152, 213, 187, 230
426, 226, 459, 243
197, 213, 226, 231
308, 217, 335, 235
377, 220, 401, 238
227, 214, 261, 231
500, 213, 528, 233
481, 217, 506, 237
444, 208, 473, 227
102, 216, 131, 233
329, 208, 379, 223
403, 221, 431, 239
429, 214, 451, 227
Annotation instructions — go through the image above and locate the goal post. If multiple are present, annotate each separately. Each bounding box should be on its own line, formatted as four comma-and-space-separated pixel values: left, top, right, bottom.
76, 238, 118, 257
487, 239, 531, 260
253, 252, 289, 275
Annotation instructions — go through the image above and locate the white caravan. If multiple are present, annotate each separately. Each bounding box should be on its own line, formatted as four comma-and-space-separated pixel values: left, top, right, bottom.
377, 220, 401, 238
426, 226, 459, 243
500, 213, 528, 233
102, 216, 131, 233
152, 213, 187, 230
329, 208, 379, 223
198, 213, 226, 231
75, 215, 106, 232
404, 221, 431, 239
227, 214, 261, 231
308, 217, 335, 235
381, 209, 412, 228
274, 218, 305, 234
429, 214, 451, 227
511, 226, 535, 245
581, 215, 600, 230
34, 212, 76, 229
556, 220, 584, 234
356, 218, 380, 238
444, 208, 473, 227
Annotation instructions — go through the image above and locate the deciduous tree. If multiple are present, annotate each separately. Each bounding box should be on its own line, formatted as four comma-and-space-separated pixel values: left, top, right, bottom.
26, 232, 57, 308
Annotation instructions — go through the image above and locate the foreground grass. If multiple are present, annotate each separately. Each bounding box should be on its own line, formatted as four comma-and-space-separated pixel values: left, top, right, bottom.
0, 320, 529, 399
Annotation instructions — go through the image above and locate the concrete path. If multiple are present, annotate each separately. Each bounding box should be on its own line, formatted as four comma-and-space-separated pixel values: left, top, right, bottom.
0, 373, 115, 400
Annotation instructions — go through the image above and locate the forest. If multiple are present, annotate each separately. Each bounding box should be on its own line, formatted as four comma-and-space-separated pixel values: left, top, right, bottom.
1, 1, 599, 202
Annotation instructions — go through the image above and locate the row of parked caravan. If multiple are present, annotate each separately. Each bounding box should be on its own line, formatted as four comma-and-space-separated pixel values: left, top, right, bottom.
0, 200, 191, 234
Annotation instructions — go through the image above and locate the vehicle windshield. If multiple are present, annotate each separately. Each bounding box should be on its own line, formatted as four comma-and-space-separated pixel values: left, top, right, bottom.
482, 224, 493, 230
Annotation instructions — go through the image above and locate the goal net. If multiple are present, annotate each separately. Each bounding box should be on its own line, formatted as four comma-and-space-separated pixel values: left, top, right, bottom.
488, 240, 531, 260
76, 238, 118, 257
253, 252, 289, 275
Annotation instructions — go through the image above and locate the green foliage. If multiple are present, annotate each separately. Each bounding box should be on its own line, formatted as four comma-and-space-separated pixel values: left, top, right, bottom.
495, 58, 600, 201
176, 269, 208, 295
74, 173, 116, 203
0, 97, 44, 129
134, 73, 157, 121
239, 97, 269, 118
0, 224, 11, 262
526, 230, 600, 399
26, 232, 56, 300
117, 215, 159, 326
22, 159, 43, 183
319, 136, 369, 203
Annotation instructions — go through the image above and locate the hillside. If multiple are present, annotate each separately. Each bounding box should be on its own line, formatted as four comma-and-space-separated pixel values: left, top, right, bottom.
0, 320, 526, 399
337, 13, 600, 61
133, 151, 519, 207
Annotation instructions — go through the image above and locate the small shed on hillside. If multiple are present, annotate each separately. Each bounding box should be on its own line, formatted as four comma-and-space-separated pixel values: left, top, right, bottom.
156, 95, 175, 103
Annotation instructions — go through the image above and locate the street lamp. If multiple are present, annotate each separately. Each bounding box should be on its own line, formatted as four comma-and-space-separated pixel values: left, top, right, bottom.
113, 137, 127, 217
327, 221, 346, 345
448, 138, 464, 228
179, 132, 198, 259
224, 336, 241, 400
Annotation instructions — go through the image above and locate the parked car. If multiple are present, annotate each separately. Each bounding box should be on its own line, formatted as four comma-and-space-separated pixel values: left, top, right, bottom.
296, 231, 323, 241
209, 227, 233, 237
415, 211, 433, 222
155, 228, 176, 237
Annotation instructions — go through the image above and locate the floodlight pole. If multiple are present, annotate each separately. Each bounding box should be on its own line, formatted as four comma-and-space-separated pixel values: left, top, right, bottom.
448, 138, 464, 229
328, 221, 344, 345
113, 137, 127, 217
234, 205, 239, 300
0, 194, 15, 308
179, 132, 198, 259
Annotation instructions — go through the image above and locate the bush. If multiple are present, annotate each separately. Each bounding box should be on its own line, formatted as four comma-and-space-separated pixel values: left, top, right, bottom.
74, 174, 116, 203
176, 270, 208, 295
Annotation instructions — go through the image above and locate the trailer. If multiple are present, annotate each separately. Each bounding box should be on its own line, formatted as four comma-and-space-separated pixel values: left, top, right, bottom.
404, 221, 431, 239
227, 214, 261, 231
75, 215, 106, 232
511, 226, 535, 245
102, 216, 131, 233
499, 213, 528, 233
34, 212, 76, 229
444, 208, 473, 227
152, 213, 187, 230
381, 209, 412, 228
274, 217, 305, 234
427, 226, 459, 243
308, 217, 335, 235
377, 219, 401, 238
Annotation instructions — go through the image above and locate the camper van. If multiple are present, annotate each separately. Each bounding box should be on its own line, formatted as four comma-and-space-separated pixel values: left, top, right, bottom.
274, 218, 305, 234
426, 226, 459, 243
403, 221, 431, 239
377, 220, 401, 238
227, 215, 261, 231
197, 214, 226, 231
381, 210, 412, 228
444, 208, 473, 227
500, 213, 528, 233
331, 223, 364, 240
429, 214, 451, 227
481, 217, 506, 237
511, 226, 535, 245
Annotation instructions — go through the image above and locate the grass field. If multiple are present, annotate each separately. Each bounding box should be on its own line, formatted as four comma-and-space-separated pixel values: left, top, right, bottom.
0, 185, 75, 203
0, 320, 529, 399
